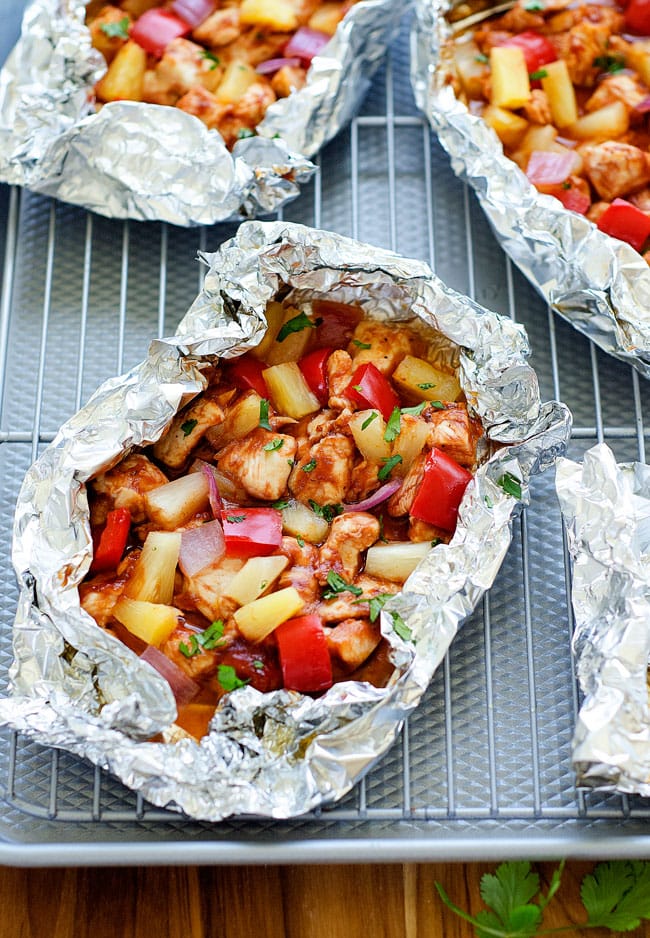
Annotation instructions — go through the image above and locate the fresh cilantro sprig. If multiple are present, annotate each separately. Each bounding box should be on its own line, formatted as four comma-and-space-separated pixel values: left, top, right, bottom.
436, 859, 650, 936
100, 16, 130, 39
276, 312, 321, 342
322, 570, 363, 600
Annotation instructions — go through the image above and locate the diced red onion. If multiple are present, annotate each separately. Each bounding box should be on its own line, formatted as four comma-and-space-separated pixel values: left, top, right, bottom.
171, 0, 216, 27
343, 479, 402, 512
635, 95, 650, 114
526, 150, 578, 186
179, 519, 225, 576
283, 27, 330, 64
256, 56, 301, 75
140, 645, 199, 705
202, 462, 224, 517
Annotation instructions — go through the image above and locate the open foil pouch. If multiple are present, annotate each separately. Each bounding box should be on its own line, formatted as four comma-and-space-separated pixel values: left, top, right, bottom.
557, 443, 650, 796
0, 0, 404, 224
0, 221, 571, 821
411, 0, 650, 377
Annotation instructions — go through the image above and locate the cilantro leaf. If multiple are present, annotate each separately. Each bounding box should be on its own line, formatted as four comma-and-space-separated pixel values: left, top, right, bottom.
352, 339, 371, 349
276, 311, 320, 342
179, 635, 201, 658
478, 862, 541, 936
272, 498, 290, 510
302, 459, 317, 472
308, 500, 343, 523
100, 16, 130, 39
237, 127, 256, 139
417, 382, 436, 390
498, 471, 522, 500
217, 664, 249, 692
583, 861, 650, 931
198, 619, 225, 650
180, 418, 198, 437
378, 454, 402, 481
322, 570, 363, 600
366, 592, 394, 622
263, 438, 284, 452
361, 411, 378, 430
400, 402, 427, 417
529, 68, 548, 80
390, 610, 411, 641
201, 49, 220, 69
225, 513, 246, 523
259, 398, 272, 430
384, 407, 401, 443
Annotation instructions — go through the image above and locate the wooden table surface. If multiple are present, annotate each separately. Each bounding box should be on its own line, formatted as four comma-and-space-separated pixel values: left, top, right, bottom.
0, 861, 647, 937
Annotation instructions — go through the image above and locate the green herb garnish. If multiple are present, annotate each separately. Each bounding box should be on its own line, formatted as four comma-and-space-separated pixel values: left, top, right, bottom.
201, 49, 220, 69
378, 454, 402, 481
225, 514, 246, 523
276, 311, 321, 343
430, 401, 445, 410
384, 407, 402, 443
180, 418, 198, 437
217, 664, 249, 692
529, 68, 548, 80
367, 592, 394, 622
308, 500, 343, 523
302, 459, 317, 472
296, 535, 305, 548
390, 611, 411, 641
179, 635, 201, 658
263, 438, 284, 452
474, 52, 488, 64
100, 16, 130, 39
252, 660, 264, 671
401, 402, 427, 417
524, 0, 544, 9
322, 570, 364, 601
361, 411, 379, 430
352, 339, 372, 349
594, 54, 625, 73
259, 398, 272, 430
417, 382, 436, 390
272, 498, 290, 510
498, 471, 522, 500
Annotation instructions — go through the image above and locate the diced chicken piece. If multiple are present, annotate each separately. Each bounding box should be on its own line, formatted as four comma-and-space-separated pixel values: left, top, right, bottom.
474, 28, 518, 54
176, 85, 225, 127
583, 142, 650, 202
345, 458, 384, 503
317, 512, 380, 583
142, 38, 220, 107
152, 391, 226, 470
90, 453, 168, 526
89, 5, 132, 63
387, 452, 425, 518
221, 31, 289, 67
79, 553, 139, 628
409, 517, 450, 544
630, 188, 650, 213
326, 617, 381, 671
585, 74, 650, 115
212, 81, 277, 148
318, 574, 398, 623
587, 200, 610, 224
550, 20, 618, 87
192, 7, 241, 46
292, 0, 322, 23
326, 350, 354, 410
522, 89, 551, 125
348, 321, 419, 376
276, 536, 320, 605
160, 624, 223, 681
424, 402, 482, 468
217, 427, 297, 501
271, 64, 307, 97
175, 557, 244, 622
289, 433, 355, 505
497, 5, 545, 34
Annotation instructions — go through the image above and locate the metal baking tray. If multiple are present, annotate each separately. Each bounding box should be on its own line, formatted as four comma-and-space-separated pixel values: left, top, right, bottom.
1, 3, 650, 866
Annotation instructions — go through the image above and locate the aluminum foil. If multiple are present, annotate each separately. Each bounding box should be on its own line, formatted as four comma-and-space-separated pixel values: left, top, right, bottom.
411, 0, 650, 378
0, 0, 405, 225
0, 220, 571, 821
557, 443, 650, 795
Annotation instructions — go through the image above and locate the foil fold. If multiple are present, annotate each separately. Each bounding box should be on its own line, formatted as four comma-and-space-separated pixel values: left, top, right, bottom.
0, 0, 404, 225
556, 443, 650, 795
1, 220, 571, 820
411, 0, 650, 377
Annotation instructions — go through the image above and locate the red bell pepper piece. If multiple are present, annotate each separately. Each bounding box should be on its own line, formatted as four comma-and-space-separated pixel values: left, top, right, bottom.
130, 8, 191, 57
275, 614, 333, 693
547, 183, 591, 215
597, 198, 650, 253
90, 508, 131, 573
625, 0, 650, 32
225, 354, 269, 398
298, 346, 333, 404
222, 507, 283, 558
410, 447, 473, 533
498, 31, 557, 74
345, 362, 400, 421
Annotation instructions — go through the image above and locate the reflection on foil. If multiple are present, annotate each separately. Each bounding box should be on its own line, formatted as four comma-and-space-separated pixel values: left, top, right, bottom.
557, 443, 650, 795
411, 0, 650, 377
0, 221, 571, 821
0, 0, 405, 225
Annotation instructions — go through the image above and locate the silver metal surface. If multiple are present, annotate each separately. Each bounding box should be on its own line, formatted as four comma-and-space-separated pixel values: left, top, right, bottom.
0, 16, 649, 864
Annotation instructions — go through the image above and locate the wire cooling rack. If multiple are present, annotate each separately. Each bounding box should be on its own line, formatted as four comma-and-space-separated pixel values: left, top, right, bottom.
1, 11, 650, 866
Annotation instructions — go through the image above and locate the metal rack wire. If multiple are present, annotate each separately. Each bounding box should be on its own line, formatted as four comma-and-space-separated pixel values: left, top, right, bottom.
1, 16, 650, 864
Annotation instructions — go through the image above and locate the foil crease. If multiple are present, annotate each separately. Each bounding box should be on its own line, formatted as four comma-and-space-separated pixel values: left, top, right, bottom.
411, 0, 650, 377
0, 0, 404, 225
557, 444, 650, 795
1, 220, 571, 821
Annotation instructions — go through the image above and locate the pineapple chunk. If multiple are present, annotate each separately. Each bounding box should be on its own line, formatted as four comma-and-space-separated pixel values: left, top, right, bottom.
263, 362, 320, 419
215, 62, 258, 105
391, 415, 430, 475
113, 596, 182, 647
234, 586, 304, 641
250, 301, 286, 360
482, 105, 529, 149
453, 38, 490, 99
207, 390, 262, 448
95, 40, 147, 103
123, 531, 181, 604
625, 40, 650, 88
264, 307, 315, 365
280, 499, 330, 543
567, 101, 629, 142
143, 471, 209, 530
541, 60, 578, 128
348, 410, 391, 463
307, 2, 345, 35
392, 355, 461, 403
364, 541, 431, 582
224, 555, 289, 606
239, 0, 298, 30
489, 46, 531, 110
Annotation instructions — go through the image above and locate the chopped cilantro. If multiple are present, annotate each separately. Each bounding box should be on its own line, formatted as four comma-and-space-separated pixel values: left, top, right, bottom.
417, 382, 436, 390
259, 398, 272, 430
287, 458, 295, 468
498, 471, 522, 500
384, 407, 402, 443
252, 660, 264, 670
217, 664, 249, 692
594, 54, 625, 73
367, 592, 394, 623
323, 570, 363, 600
352, 384, 363, 393
302, 459, 317, 472
529, 68, 548, 80
276, 311, 321, 343
296, 535, 305, 548
180, 418, 198, 437
308, 500, 343, 523
272, 498, 290, 510
524, 0, 544, 9
401, 402, 427, 417
198, 620, 226, 650
179, 634, 201, 658
225, 514, 246, 523
431, 537, 441, 547
100, 16, 130, 39
430, 401, 445, 410
260, 580, 268, 591
561, 181, 572, 190
378, 454, 402, 481
391, 611, 412, 642
237, 127, 256, 139
361, 411, 379, 430
485, 494, 494, 509
352, 339, 372, 349
201, 49, 220, 70
474, 52, 488, 64
263, 438, 284, 452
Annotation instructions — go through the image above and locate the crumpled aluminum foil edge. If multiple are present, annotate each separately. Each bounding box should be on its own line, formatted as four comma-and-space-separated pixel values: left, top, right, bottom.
0, 220, 571, 821
410, 0, 650, 378
0, 0, 405, 225
556, 443, 650, 796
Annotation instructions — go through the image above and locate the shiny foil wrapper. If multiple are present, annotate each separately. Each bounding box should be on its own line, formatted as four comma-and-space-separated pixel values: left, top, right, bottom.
0, 221, 571, 821
411, 0, 650, 377
557, 443, 650, 795
0, 0, 404, 225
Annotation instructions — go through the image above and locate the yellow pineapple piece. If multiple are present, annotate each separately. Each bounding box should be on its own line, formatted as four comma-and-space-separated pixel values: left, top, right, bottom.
234, 587, 304, 641
489, 46, 531, 110
95, 40, 146, 103
262, 362, 320, 419
113, 596, 182, 647
239, 0, 299, 32
541, 60, 578, 128
215, 62, 258, 105
482, 104, 529, 149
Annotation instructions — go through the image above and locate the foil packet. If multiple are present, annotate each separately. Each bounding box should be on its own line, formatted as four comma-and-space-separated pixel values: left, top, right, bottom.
0, 0, 404, 225
556, 443, 650, 796
410, 0, 650, 378
0, 220, 571, 821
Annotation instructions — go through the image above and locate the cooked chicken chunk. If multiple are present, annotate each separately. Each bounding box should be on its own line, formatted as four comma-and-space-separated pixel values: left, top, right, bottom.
210, 81, 277, 147
90, 453, 168, 526
317, 512, 380, 583
220, 31, 289, 67
585, 73, 649, 115
217, 427, 297, 501
271, 65, 307, 97
424, 402, 482, 468
326, 350, 354, 411
153, 391, 225, 470
160, 625, 223, 681
550, 18, 619, 87
522, 90, 551, 125
79, 553, 139, 628
142, 38, 220, 107
289, 433, 354, 505
326, 617, 382, 671
583, 142, 650, 202
349, 322, 418, 375
408, 517, 449, 544
175, 557, 243, 623
276, 536, 320, 605
192, 7, 241, 47
318, 574, 398, 623
387, 453, 425, 518
88, 5, 131, 63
